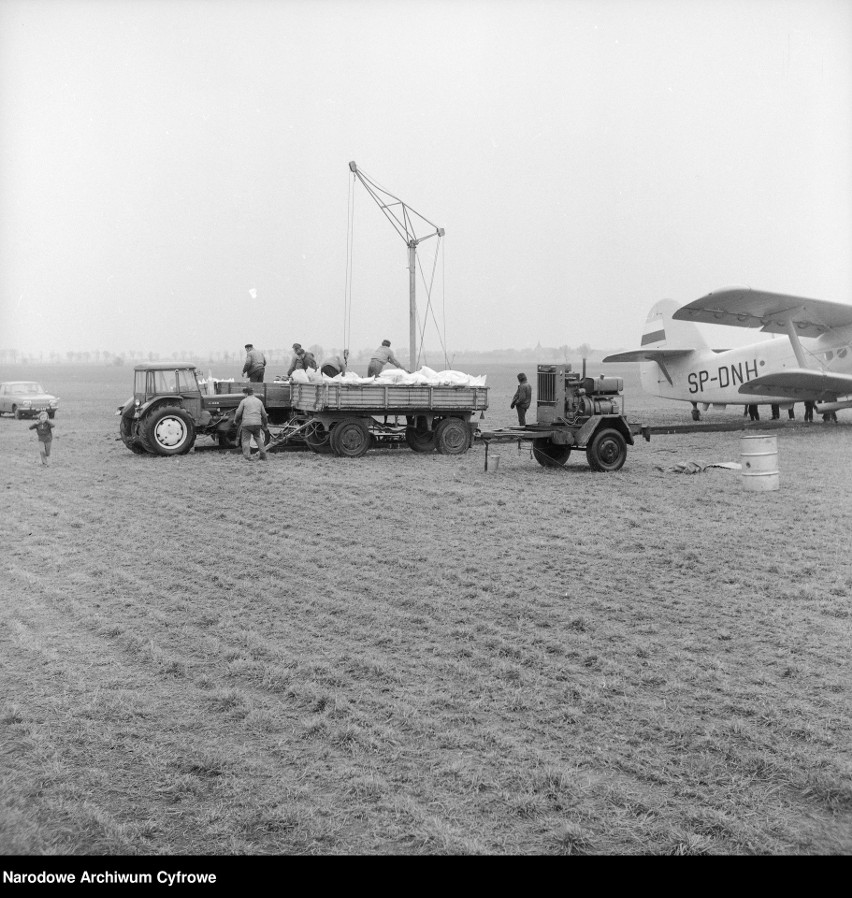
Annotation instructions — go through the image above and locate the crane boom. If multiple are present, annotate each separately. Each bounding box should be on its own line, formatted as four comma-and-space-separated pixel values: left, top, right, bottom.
348, 161, 444, 370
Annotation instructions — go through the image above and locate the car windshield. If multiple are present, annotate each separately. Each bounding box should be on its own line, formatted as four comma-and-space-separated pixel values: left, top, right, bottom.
10, 383, 44, 394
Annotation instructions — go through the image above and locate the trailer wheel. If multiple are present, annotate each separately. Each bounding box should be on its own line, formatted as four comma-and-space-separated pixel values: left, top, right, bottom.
586, 427, 627, 472
330, 418, 371, 458
405, 426, 436, 453
532, 439, 571, 467
304, 420, 332, 453
435, 417, 470, 455
144, 406, 196, 456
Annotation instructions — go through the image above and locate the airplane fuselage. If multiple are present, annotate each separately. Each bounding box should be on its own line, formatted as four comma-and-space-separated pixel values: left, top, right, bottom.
642, 325, 852, 406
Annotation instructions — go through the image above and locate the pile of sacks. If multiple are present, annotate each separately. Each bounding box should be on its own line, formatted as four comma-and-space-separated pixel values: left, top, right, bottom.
289, 365, 486, 387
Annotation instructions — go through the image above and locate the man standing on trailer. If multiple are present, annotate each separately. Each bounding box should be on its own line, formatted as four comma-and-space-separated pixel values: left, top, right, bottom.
368, 340, 407, 377
288, 343, 318, 377
234, 387, 268, 461
510, 372, 532, 426
242, 344, 266, 383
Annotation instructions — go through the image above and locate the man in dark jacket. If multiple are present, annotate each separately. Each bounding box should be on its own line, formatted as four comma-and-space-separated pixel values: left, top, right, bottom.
511, 372, 532, 426
287, 343, 318, 377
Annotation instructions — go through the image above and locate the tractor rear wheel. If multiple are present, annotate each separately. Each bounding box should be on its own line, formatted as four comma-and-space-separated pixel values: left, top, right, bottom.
586, 428, 627, 472
144, 406, 196, 456
532, 439, 571, 467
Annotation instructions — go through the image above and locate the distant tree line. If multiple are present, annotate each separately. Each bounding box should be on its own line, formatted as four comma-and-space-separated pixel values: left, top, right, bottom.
0, 343, 601, 367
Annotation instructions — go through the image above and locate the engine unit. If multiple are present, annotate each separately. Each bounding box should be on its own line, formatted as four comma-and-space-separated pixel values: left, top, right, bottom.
536, 365, 623, 424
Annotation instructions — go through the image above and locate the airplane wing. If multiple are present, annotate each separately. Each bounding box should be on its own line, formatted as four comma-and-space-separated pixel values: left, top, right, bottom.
602, 349, 694, 363
738, 369, 852, 399
672, 287, 852, 338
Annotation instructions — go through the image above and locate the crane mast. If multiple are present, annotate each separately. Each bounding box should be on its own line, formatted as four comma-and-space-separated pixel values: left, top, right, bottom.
348, 161, 444, 370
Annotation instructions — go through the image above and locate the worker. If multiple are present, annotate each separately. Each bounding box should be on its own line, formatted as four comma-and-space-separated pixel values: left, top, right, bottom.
367, 340, 407, 377
510, 372, 532, 426
234, 386, 268, 461
321, 350, 349, 378
242, 344, 266, 383
287, 343, 318, 377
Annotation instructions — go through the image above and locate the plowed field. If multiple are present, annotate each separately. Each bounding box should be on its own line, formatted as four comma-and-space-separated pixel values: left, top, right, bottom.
1, 363, 850, 855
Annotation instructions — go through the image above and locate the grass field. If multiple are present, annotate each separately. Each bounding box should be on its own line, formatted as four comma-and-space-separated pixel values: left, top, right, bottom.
1, 362, 850, 855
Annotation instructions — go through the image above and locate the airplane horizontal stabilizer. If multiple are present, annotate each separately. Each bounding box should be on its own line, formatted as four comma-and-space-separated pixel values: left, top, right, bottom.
738, 369, 852, 399
673, 288, 852, 337
602, 348, 695, 363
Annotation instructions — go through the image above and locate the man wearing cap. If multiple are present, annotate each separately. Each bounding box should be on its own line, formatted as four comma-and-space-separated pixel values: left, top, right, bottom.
234, 387, 269, 461
368, 340, 407, 377
287, 343, 318, 377
242, 344, 266, 383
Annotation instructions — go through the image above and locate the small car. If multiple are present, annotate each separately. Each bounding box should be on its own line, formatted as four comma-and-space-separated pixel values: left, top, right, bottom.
0, 381, 60, 418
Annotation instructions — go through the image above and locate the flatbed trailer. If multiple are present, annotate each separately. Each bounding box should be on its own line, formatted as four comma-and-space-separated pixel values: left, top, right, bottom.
479, 418, 651, 471
276, 380, 490, 457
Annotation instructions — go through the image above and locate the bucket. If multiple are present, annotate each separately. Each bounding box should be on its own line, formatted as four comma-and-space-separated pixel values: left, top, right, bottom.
486, 454, 501, 473
740, 434, 779, 491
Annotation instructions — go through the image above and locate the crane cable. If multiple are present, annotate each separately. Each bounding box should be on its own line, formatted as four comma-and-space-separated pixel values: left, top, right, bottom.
414, 235, 450, 369
343, 172, 355, 357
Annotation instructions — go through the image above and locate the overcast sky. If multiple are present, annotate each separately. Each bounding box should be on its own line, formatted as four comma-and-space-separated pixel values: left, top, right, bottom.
1, 0, 850, 360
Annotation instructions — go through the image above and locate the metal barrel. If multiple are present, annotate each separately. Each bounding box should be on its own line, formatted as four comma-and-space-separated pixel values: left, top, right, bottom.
740, 434, 779, 491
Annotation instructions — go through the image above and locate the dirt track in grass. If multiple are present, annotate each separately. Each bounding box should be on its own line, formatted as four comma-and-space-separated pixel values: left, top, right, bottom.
1, 363, 850, 854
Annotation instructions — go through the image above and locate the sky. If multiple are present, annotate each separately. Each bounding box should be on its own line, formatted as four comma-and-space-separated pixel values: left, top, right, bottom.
1, 0, 850, 360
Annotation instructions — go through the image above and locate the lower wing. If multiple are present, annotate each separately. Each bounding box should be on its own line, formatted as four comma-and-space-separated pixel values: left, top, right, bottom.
739, 369, 852, 400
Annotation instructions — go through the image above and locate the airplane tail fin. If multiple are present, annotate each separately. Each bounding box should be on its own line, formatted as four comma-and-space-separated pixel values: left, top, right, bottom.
641, 299, 708, 350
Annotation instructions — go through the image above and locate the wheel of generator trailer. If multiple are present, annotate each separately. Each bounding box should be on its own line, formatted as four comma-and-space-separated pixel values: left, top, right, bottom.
435, 417, 470, 455
144, 406, 196, 456
329, 418, 371, 458
120, 415, 147, 454
532, 439, 571, 467
304, 420, 332, 454
586, 427, 627, 473
405, 425, 436, 453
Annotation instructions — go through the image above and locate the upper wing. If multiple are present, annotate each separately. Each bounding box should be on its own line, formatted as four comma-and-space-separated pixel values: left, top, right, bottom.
738, 369, 852, 400
672, 287, 852, 338
602, 349, 694, 363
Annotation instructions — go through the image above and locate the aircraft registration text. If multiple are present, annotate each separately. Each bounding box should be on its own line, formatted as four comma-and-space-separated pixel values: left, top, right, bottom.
688, 359, 759, 394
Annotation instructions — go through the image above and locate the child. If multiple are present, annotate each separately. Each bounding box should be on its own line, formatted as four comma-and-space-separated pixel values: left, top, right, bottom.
28, 410, 55, 465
